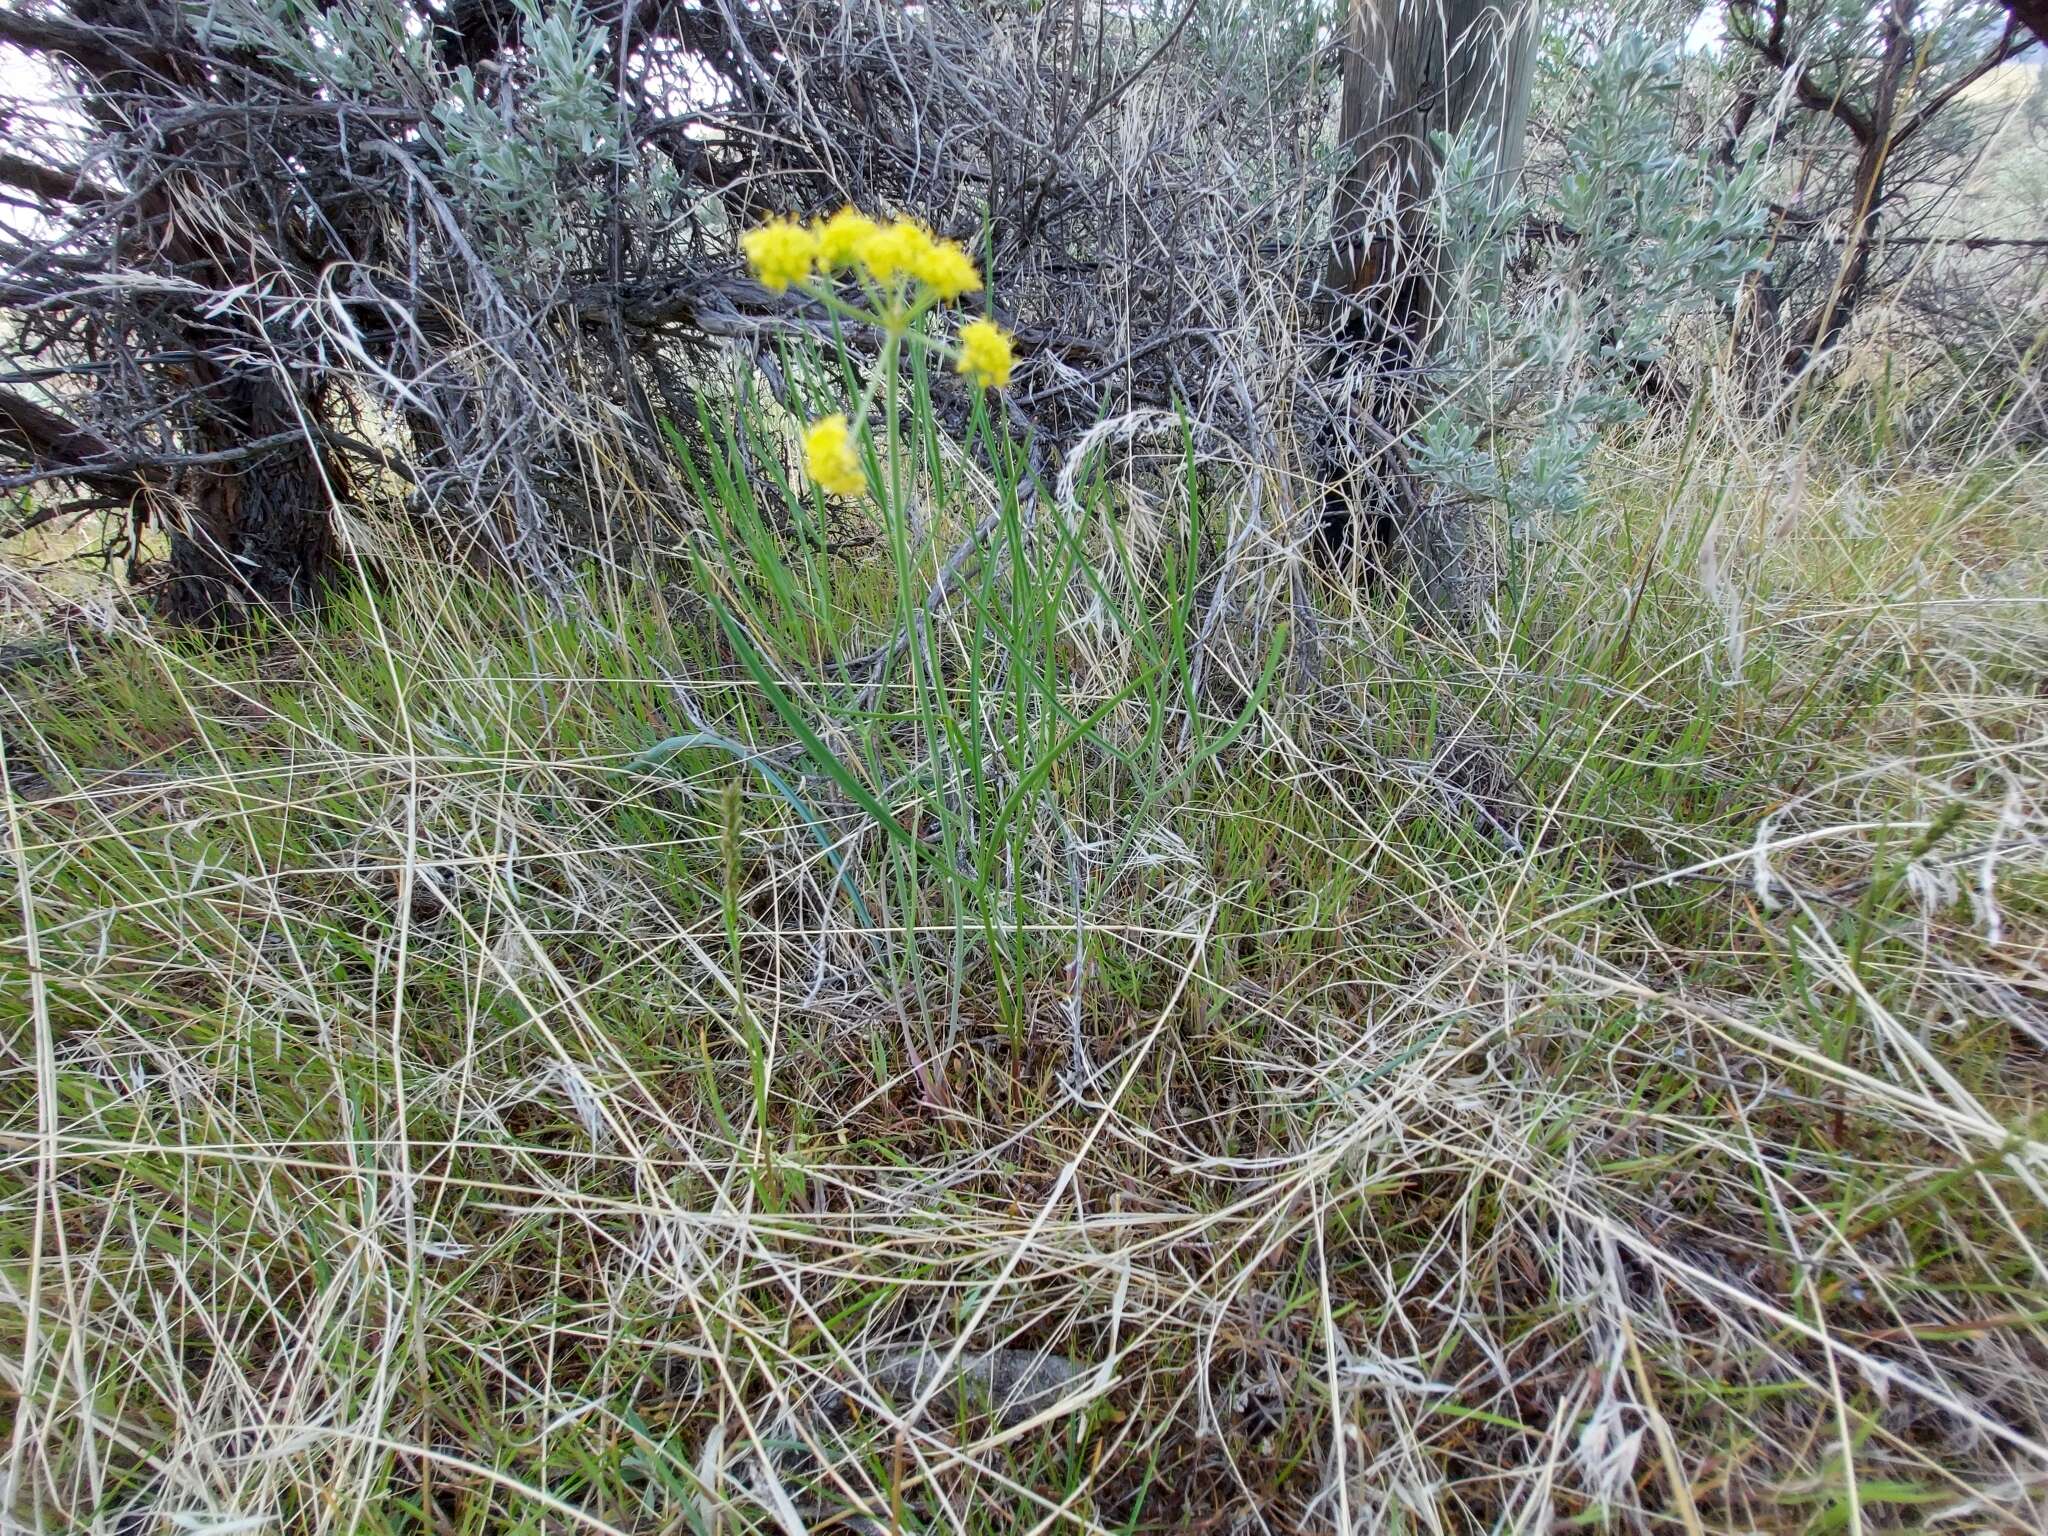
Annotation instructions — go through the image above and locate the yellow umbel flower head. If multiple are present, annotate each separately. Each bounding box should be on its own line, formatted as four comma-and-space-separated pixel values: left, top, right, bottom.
911, 237, 982, 303
814, 207, 880, 270
741, 217, 817, 292
803, 414, 865, 497
955, 317, 1015, 389
856, 217, 934, 286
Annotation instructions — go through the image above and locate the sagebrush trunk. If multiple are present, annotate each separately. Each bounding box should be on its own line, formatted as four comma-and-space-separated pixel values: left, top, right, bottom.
1783, 153, 1887, 377
1781, 0, 1914, 378
156, 393, 335, 624
1318, 0, 1537, 589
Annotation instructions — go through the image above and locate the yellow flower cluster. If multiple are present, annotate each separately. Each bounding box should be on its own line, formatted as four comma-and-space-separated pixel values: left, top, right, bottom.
955, 317, 1016, 390
815, 207, 878, 270
738, 217, 816, 294
803, 414, 865, 498
743, 208, 1022, 496
743, 207, 984, 304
